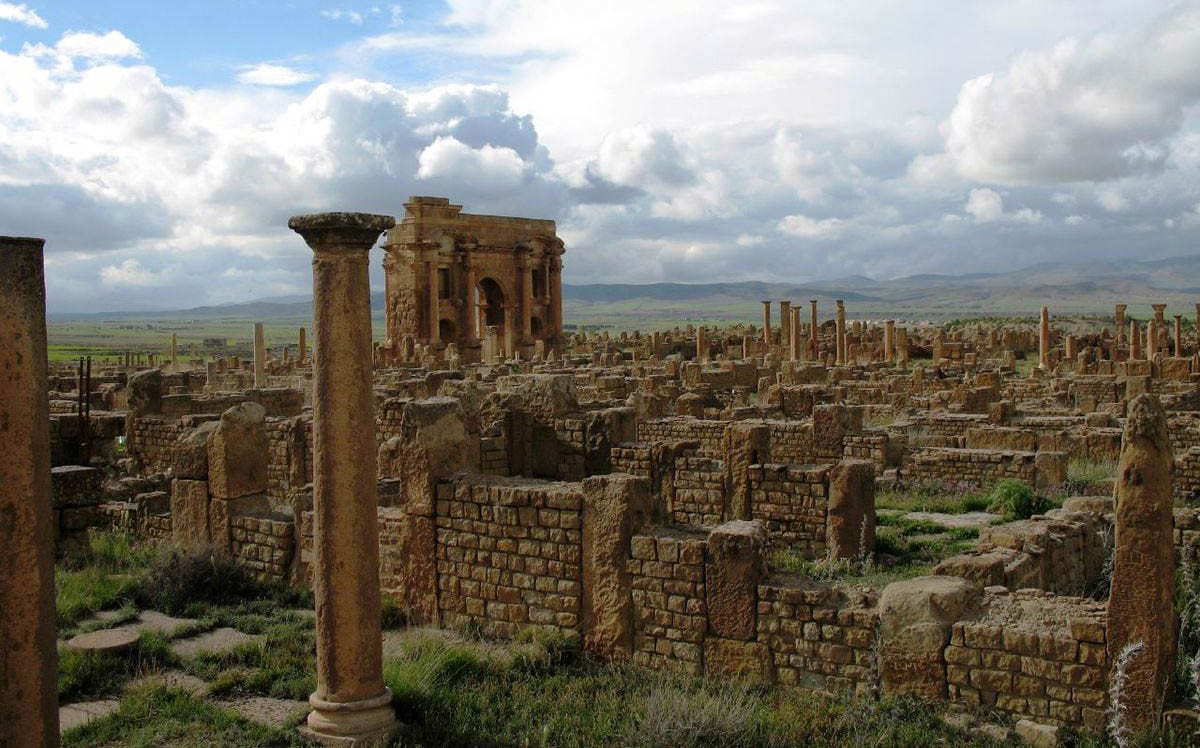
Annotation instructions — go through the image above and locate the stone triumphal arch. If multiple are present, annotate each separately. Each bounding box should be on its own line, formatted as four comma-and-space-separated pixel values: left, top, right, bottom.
380, 196, 566, 363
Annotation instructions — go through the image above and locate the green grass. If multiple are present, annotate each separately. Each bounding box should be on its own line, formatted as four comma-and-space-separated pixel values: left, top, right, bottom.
56, 567, 140, 629
61, 685, 307, 747
58, 632, 177, 702
876, 483, 992, 515
1066, 458, 1116, 495
380, 627, 1003, 747
183, 612, 317, 701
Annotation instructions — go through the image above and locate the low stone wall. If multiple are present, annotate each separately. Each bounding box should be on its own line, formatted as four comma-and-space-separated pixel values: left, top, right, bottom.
906, 448, 1065, 491
637, 418, 726, 456
630, 528, 707, 674
230, 513, 294, 583
128, 417, 184, 472
947, 590, 1107, 731
435, 477, 583, 638
1176, 447, 1200, 504
672, 455, 726, 526
748, 464, 828, 555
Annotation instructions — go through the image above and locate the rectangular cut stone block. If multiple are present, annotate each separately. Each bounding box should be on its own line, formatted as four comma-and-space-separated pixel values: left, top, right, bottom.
209, 493, 269, 556
705, 520, 765, 641
51, 465, 103, 508
171, 479, 211, 550
704, 637, 774, 683
206, 403, 268, 499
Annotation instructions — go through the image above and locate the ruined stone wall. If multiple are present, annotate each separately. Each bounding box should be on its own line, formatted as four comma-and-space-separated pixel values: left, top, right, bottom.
129, 417, 184, 472
435, 478, 583, 638
1176, 451, 1200, 505
748, 464, 829, 555
230, 514, 293, 583
758, 582, 878, 696
630, 529, 708, 674
765, 421, 815, 465
671, 455, 726, 526
947, 591, 1107, 731
907, 448, 1039, 489
842, 432, 893, 472
637, 418, 726, 456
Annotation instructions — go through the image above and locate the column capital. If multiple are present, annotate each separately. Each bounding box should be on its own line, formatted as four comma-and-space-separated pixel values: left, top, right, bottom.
288, 213, 395, 253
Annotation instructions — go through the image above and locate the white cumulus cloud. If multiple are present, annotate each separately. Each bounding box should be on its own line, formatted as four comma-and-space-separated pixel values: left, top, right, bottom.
54, 30, 142, 60
0, 2, 45, 28
237, 63, 317, 86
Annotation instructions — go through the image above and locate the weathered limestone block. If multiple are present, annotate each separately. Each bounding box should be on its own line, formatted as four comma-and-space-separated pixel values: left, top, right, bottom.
724, 422, 770, 520
172, 420, 218, 480
1107, 394, 1176, 733
966, 426, 1037, 452
704, 637, 774, 683
676, 392, 706, 417
378, 397, 469, 512
1034, 451, 1067, 491
582, 474, 652, 659
209, 493, 269, 556
127, 368, 163, 415
827, 459, 876, 560
171, 479, 211, 550
879, 575, 980, 699
51, 465, 103, 508
206, 402, 267, 499
705, 520, 766, 641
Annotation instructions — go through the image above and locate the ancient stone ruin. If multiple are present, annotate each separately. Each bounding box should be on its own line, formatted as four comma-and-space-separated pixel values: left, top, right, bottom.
5, 204, 1200, 744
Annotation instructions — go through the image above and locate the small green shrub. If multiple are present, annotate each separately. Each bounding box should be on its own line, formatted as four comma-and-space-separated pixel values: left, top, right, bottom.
622, 679, 763, 747
135, 551, 267, 615
987, 480, 1051, 520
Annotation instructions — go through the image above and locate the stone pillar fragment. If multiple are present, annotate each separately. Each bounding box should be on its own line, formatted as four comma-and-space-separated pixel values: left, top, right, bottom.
1038, 306, 1049, 369
0, 236, 59, 747
171, 333, 178, 371
779, 300, 791, 352
809, 299, 818, 358
761, 300, 772, 346
705, 520, 765, 641
1115, 304, 1127, 343
1130, 320, 1141, 360
253, 322, 266, 388
428, 258, 440, 345
835, 299, 846, 366
789, 306, 802, 361
289, 212, 398, 745
827, 460, 875, 560
1175, 315, 1183, 358
581, 474, 651, 659
1107, 394, 1175, 734
884, 320, 895, 363
299, 327, 307, 364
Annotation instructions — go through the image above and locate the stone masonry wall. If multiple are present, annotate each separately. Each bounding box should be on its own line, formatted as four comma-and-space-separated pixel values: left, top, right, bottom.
629, 529, 708, 675
748, 464, 829, 556
435, 477, 583, 638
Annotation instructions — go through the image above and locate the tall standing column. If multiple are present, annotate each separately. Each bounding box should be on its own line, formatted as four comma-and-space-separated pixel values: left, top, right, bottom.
503, 304, 516, 359
170, 333, 178, 371
428, 257, 440, 346
288, 213, 398, 745
253, 322, 266, 387
884, 320, 895, 364
761, 301, 772, 347
779, 301, 791, 354
1130, 321, 1141, 360
299, 327, 307, 364
0, 236, 59, 747
1115, 304, 1127, 343
1175, 315, 1184, 358
789, 307, 802, 361
835, 300, 846, 366
549, 254, 563, 345
464, 262, 478, 344
521, 256, 534, 343
809, 299, 818, 359
696, 327, 707, 363
1038, 306, 1050, 369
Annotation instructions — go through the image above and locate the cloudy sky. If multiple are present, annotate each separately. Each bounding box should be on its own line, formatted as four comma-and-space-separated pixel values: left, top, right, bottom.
2, 1, 1199, 312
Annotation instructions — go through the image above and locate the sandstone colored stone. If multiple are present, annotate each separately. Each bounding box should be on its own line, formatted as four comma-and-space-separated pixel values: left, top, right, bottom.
1107, 394, 1176, 733
705, 520, 766, 641
827, 459, 875, 560
704, 637, 774, 683
171, 479, 211, 550
173, 421, 218, 480
879, 575, 981, 700
207, 402, 268, 499
581, 474, 651, 659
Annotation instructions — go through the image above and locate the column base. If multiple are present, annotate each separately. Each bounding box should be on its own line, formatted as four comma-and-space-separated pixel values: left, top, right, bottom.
301, 689, 398, 747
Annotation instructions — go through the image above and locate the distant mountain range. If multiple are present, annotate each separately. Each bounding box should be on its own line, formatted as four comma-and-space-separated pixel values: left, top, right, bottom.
48, 253, 1200, 322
